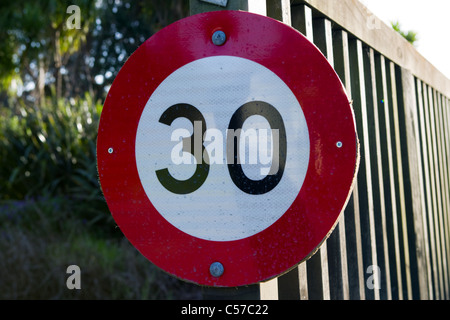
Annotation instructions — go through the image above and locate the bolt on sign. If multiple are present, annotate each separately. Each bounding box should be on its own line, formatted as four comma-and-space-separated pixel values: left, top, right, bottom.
97, 10, 359, 287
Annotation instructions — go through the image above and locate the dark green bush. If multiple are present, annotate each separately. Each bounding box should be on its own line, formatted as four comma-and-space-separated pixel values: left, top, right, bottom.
0, 197, 201, 299
0, 94, 112, 231
0, 95, 202, 299
0, 95, 101, 199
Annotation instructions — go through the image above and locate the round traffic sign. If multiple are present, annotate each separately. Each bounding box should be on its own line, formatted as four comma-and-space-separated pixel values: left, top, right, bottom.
97, 10, 359, 287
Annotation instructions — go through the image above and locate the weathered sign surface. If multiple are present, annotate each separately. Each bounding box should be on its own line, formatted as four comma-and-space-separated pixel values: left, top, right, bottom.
97, 10, 359, 287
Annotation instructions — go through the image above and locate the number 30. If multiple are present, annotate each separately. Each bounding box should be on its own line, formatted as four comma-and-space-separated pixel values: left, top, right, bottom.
155, 101, 287, 195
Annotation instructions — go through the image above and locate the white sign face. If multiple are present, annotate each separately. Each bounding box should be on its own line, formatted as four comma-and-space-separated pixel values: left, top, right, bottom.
135, 56, 309, 241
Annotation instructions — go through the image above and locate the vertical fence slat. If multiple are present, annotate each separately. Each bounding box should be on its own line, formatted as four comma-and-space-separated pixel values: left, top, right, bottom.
297, 261, 309, 300
366, 50, 392, 300
333, 29, 365, 300
349, 38, 379, 300
258, 0, 295, 301
266, 0, 291, 24
190, 0, 262, 14
361, 46, 382, 298
443, 95, 450, 300
343, 186, 366, 299
374, 55, 403, 299
313, 18, 333, 65
326, 215, 349, 300
422, 83, 441, 299
306, 251, 328, 299
415, 79, 436, 299
274, 3, 312, 300
277, 261, 309, 300
287, 3, 311, 301
395, 67, 430, 299
443, 97, 450, 298
259, 278, 279, 300
304, 16, 341, 301
427, 86, 445, 299
277, 267, 301, 300
431, 89, 445, 300
442, 93, 450, 300
435, 92, 450, 299
291, 4, 313, 41
446, 97, 450, 297
375, 56, 404, 300
385, 62, 413, 299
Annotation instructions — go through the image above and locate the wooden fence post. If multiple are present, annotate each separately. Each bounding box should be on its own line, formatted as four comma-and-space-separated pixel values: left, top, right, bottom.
332, 29, 366, 300
396, 67, 431, 299
348, 38, 380, 300
190, 0, 266, 15
364, 48, 392, 300
189, 0, 297, 300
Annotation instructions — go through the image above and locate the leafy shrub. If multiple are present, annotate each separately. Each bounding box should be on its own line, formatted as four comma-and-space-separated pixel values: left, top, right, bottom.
0, 94, 111, 230
0, 196, 202, 299
0, 95, 202, 299
0, 95, 100, 197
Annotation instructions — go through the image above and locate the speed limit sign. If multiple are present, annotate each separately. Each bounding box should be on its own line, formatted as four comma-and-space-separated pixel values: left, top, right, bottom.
97, 10, 359, 287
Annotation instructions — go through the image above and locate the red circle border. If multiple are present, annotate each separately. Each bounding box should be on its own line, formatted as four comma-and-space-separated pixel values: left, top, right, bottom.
97, 11, 359, 287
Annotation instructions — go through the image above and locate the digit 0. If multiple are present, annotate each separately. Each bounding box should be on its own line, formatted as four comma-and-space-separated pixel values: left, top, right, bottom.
227, 101, 287, 195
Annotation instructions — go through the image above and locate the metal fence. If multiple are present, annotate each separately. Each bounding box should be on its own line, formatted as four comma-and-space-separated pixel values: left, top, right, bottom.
191, 0, 450, 300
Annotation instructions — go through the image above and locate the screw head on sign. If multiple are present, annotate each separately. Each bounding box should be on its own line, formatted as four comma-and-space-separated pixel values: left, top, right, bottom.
108, 147, 114, 154
336, 141, 343, 148
212, 30, 226, 46
209, 262, 224, 277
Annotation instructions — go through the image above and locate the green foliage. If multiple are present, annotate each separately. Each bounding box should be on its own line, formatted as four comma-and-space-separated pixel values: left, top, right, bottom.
0, 93, 114, 235
0, 0, 195, 300
0, 197, 201, 299
0, 0, 96, 91
0, 95, 101, 199
391, 21, 418, 45
0, 0, 188, 103
0, 94, 203, 300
